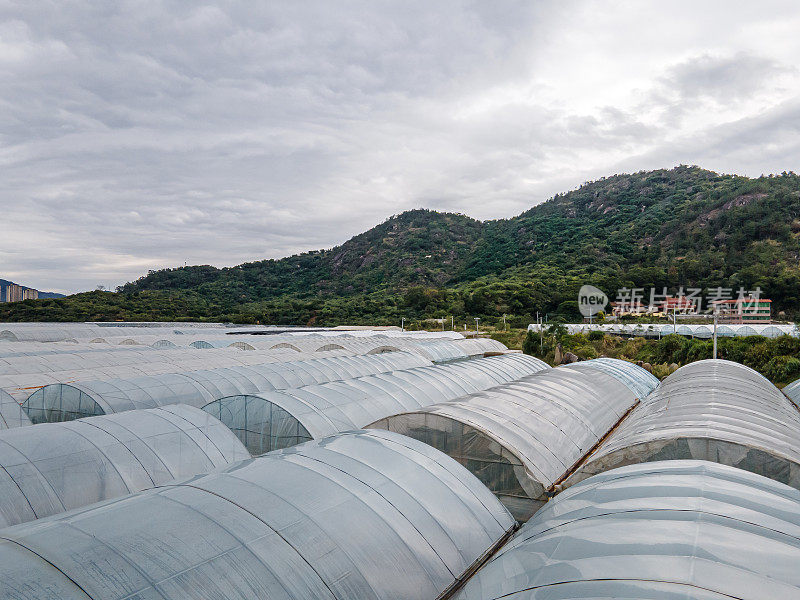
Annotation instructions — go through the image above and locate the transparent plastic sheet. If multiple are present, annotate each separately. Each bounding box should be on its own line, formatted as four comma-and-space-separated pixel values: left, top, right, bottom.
203, 354, 550, 455
0, 404, 249, 527
0, 430, 514, 600
783, 377, 800, 407
0, 390, 30, 429
370, 366, 638, 521
21, 351, 432, 423
567, 359, 800, 490
562, 357, 660, 398
454, 461, 800, 600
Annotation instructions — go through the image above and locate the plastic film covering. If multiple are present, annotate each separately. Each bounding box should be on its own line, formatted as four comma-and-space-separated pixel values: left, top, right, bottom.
560, 357, 660, 398
0, 390, 31, 429
783, 377, 800, 407
370, 367, 637, 521
533, 322, 800, 339
453, 338, 509, 356
0, 324, 238, 343
0, 429, 515, 600
455, 460, 800, 600
0, 345, 344, 377
566, 359, 800, 490
22, 351, 430, 424
204, 354, 549, 455
234, 334, 499, 363
0, 347, 353, 405
0, 404, 249, 527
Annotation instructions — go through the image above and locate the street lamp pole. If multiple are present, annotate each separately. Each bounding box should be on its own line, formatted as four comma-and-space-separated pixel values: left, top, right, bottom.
401, 317, 405, 332
539, 315, 543, 351
713, 307, 718, 359
474, 317, 480, 337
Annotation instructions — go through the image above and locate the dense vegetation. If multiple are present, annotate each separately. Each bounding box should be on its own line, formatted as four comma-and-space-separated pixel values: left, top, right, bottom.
3, 166, 800, 325
521, 329, 800, 386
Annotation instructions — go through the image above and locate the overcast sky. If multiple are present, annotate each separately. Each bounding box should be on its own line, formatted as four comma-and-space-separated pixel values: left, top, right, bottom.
2, 1, 800, 294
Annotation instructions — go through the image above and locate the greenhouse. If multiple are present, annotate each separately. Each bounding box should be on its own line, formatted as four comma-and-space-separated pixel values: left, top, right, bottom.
369, 365, 638, 520
231, 335, 505, 363
0, 404, 249, 528
0, 347, 360, 404
0, 390, 30, 429
535, 322, 800, 339
783, 376, 800, 407
0, 324, 240, 343
566, 359, 800, 489
0, 345, 300, 376
560, 357, 660, 398
203, 354, 548, 455
454, 461, 800, 600
0, 430, 515, 600
22, 351, 430, 423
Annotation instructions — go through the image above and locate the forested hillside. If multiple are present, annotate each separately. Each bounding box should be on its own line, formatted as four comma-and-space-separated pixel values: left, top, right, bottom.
4, 166, 800, 325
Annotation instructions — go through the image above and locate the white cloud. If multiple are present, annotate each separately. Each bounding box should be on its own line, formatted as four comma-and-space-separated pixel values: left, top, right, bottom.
1, 0, 799, 293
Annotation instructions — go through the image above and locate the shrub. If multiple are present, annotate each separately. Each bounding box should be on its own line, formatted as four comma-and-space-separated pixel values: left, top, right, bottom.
763, 356, 800, 384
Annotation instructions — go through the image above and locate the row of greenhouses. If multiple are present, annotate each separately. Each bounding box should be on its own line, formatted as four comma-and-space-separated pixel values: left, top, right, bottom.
19, 351, 440, 424
0, 327, 799, 599
0, 330, 500, 363
204, 353, 547, 455
531, 321, 799, 338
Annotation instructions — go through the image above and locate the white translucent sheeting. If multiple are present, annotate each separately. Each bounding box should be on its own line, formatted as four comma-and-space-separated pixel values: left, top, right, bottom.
783, 377, 800, 407
0, 345, 333, 377
22, 351, 431, 424
528, 322, 800, 339
455, 460, 800, 600
203, 354, 549, 455
561, 357, 660, 398
0, 324, 237, 343
452, 338, 509, 356
566, 359, 800, 490
0, 404, 249, 527
0, 429, 515, 600
234, 335, 499, 363
1, 348, 352, 404
0, 390, 31, 429
369, 366, 637, 521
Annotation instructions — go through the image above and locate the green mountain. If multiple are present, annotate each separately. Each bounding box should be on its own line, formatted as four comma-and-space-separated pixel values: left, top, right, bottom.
4, 165, 800, 325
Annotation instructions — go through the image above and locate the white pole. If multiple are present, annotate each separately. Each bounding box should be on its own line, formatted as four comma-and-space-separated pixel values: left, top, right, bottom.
539, 316, 543, 351
474, 317, 480, 337
401, 317, 405, 332
713, 309, 718, 359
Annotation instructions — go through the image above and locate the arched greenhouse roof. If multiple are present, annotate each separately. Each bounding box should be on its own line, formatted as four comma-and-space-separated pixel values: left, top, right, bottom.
0, 324, 236, 343
0, 404, 248, 528
1, 347, 358, 404
560, 357, 660, 398
256, 336, 503, 363
369, 366, 638, 521
22, 351, 431, 423
0, 389, 30, 429
566, 359, 800, 490
454, 460, 800, 600
0, 345, 285, 376
784, 377, 800, 407
203, 354, 549, 455
0, 429, 515, 600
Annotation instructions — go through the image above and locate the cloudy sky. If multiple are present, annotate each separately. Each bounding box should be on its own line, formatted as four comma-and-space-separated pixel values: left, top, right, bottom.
2, 1, 800, 294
